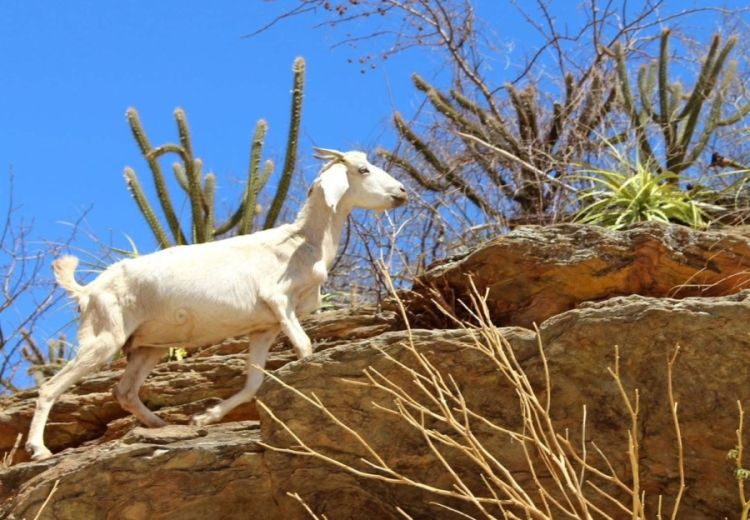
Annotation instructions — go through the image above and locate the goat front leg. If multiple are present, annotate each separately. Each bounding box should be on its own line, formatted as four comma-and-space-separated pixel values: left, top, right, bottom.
191, 327, 280, 426
263, 293, 313, 359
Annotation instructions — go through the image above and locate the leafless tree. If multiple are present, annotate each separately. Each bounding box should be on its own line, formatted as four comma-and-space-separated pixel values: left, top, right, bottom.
0, 172, 80, 393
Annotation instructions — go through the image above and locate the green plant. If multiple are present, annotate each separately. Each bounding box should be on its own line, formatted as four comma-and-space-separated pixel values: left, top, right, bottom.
124, 57, 306, 248
167, 347, 188, 362
575, 157, 723, 229
613, 29, 750, 180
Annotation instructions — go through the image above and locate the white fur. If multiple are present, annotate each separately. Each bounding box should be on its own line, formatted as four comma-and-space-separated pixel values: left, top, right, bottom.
25, 148, 407, 460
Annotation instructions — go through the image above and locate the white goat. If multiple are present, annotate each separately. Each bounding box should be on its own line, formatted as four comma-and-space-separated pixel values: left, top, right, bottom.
25, 148, 407, 460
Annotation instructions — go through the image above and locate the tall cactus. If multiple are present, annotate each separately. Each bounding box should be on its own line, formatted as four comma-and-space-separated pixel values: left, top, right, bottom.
614, 29, 750, 180
382, 69, 616, 217
124, 57, 305, 247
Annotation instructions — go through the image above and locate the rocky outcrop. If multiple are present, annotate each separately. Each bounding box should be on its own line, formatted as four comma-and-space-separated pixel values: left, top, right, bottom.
405, 222, 750, 327
2, 223, 750, 519
1, 422, 273, 520
259, 291, 750, 518
0, 308, 399, 462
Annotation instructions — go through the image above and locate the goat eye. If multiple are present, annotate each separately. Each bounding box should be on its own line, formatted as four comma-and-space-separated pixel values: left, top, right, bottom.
358, 165, 369, 175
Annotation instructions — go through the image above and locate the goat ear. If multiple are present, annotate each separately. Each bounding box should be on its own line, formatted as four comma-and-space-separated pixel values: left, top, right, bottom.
313, 147, 344, 161
319, 166, 349, 211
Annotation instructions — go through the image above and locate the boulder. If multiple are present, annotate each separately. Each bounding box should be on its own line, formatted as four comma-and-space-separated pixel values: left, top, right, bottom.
405, 223, 750, 328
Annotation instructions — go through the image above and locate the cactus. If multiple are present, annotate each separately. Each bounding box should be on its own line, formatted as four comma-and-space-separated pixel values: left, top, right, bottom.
614, 29, 750, 180
264, 56, 305, 230
381, 69, 616, 217
124, 57, 306, 246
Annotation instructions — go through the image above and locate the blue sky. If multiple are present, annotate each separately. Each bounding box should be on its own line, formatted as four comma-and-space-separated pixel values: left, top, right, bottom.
1, 1, 747, 388
0, 1, 431, 251
0, 1, 448, 387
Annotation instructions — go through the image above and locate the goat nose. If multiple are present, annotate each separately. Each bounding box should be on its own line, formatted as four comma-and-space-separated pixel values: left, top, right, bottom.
398, 185, 406, 194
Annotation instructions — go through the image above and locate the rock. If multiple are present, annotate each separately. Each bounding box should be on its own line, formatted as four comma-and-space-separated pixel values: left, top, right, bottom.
2, 225, 750, 518
3, 292, 749, 518
258, 292, 750, 519
0, 307, 399, 462
405, 222, 750, 328
0, 422, 277, 520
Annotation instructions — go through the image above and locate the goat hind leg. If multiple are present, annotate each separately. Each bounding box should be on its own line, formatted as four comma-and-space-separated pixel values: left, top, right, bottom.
114, 347, 168, 428
26, 331, 123, 460
191, 327, 279, 426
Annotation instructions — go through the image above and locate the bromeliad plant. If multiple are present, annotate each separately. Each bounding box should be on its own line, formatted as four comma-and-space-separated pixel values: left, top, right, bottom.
575, 158, 723, 230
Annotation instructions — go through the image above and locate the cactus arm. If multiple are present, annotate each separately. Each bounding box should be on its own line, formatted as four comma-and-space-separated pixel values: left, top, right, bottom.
679, 36, 737, 155
377, 149, 447, 192
214, 162, 271, 237
147, 144, 189, 163
264, 57, 305, 230
658, 29, 671, 126
393, 113, 500, 218
126, 108, 186, 245
124, 167, 172, 248
240, 119, 267, 234
259, 159, 274, 191
174, 108, 194, 158
431, 74, 519, 154
522, 87, 540, 142
614, 43, 638, 120
186, 158, 206, 243
507, 84, 534, 143
172, 162, 189, 192
717, 99, 750, 127
422, 84, 488, 144
716, 61, 750, 127
203, 173, 216, 241
614, 42, 659, 168
393, 112, 450, 176
170, 108, 206, 242
677, 34, 723, 121
637, 63, 656, 121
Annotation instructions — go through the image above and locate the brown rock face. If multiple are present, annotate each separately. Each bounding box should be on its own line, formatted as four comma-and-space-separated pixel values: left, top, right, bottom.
1, 422, 275, 520
406, 223, 750, 328
0, 308, 398, 462
258, 292, 750, 519
1, 223, 749, 519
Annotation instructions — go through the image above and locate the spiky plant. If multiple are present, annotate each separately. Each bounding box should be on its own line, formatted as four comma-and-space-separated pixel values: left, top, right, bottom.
613, 29, 750, 180
381, 70, 616, 218
124, 57, 306, 248
575, 157, 723, 229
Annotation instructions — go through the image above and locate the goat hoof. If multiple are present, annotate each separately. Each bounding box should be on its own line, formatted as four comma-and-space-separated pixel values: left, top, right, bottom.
191, 409, 220, 427
146, 417, 168, 428
27, 445, 53, 461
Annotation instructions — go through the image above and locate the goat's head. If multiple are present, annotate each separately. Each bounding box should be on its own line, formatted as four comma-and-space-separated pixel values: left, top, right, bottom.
312, 147, 407, 212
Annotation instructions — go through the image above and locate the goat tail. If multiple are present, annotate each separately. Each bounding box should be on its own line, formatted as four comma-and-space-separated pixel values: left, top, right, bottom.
53, 255, 84, 300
